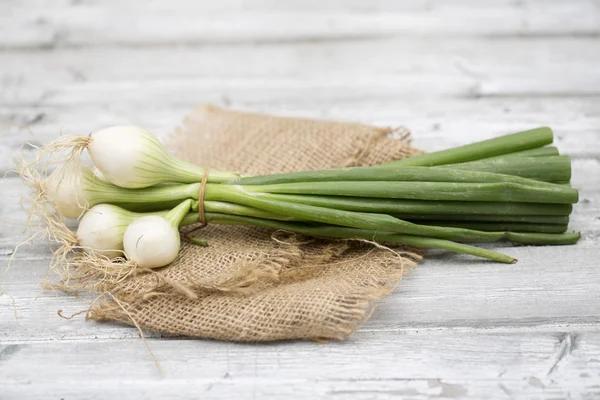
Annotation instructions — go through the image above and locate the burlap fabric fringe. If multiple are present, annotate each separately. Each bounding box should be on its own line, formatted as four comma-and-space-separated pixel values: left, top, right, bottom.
90, 104, 424, 341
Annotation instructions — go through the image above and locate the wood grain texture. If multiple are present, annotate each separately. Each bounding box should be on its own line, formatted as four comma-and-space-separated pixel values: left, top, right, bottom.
1, 38, 599, 106
1, 332, 600, 399
2, 0, 600, 50
1, 0, 599, 398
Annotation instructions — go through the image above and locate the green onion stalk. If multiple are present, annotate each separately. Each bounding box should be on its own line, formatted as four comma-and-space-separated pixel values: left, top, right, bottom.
379, 127, 554, 167
43, 125, 581, 265
60, 175, 579, 244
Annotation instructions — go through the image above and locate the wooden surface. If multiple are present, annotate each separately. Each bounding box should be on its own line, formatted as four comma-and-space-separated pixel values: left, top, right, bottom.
1, 0, 599, 398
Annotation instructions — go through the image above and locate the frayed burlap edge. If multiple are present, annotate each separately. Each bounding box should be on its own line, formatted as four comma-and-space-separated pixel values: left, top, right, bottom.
88, 242, 423, 342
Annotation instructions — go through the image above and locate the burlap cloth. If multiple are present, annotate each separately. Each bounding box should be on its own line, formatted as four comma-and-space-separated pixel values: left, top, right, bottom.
90, 104, 424, 341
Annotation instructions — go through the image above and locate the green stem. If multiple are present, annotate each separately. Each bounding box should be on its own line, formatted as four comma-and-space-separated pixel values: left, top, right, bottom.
204, 185, 580, 244
141, 136, 239, 184
164, 199, 193, 226
85, 177, 200, 206
392, 214, 569, 225
242, 193, 573, 216
375, 235, 516, 263
200, 200, 300, 221
169, 156, 240, 183
495, 232, 581, 245
180, 211, 582, 248
481, 146, 559, 160
231, 165, 561, 188
206, 184, 437, 235
181, 213, 201, 226
412, 221, 568, 234
116, 194, 574, 217
450, 156, 571, 183
238, 181, 578, 204
196, 212, 516, 264
104, 200, 184, 213
380, 127, 553, 167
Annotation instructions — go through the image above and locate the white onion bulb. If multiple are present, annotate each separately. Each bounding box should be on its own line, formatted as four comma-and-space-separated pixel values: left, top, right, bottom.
87, 125, 238, 189
123, 216, 181, 268
87, 126, 165, 189
46, 167, 92, 218
77, 204, 134, 258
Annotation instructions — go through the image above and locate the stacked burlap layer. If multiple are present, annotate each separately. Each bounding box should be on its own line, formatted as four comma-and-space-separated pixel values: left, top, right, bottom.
91, 105, 423, 341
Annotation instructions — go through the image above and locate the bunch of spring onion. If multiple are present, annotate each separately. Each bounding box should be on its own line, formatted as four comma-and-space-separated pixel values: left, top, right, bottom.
45, 125, 580, 268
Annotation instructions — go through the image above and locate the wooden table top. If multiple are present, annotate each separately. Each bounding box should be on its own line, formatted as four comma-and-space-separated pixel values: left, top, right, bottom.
1, 1, 599, 398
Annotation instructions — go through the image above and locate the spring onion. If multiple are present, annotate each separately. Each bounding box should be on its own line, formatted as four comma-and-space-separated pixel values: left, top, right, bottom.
123, 199, 192, 268
29, 125, 582, 266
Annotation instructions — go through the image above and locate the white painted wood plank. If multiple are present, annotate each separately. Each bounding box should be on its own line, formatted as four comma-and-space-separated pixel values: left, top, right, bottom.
1, 0, 599, 49
1, 331, 599, 399
1, 38, 599, 107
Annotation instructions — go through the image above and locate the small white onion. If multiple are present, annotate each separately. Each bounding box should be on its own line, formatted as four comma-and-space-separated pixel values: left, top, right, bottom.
77, 204, 132, 258
46, 167, 91, 218
88, 126, 174, 189
123, 215, 181, 268
87, 125, 238, 189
